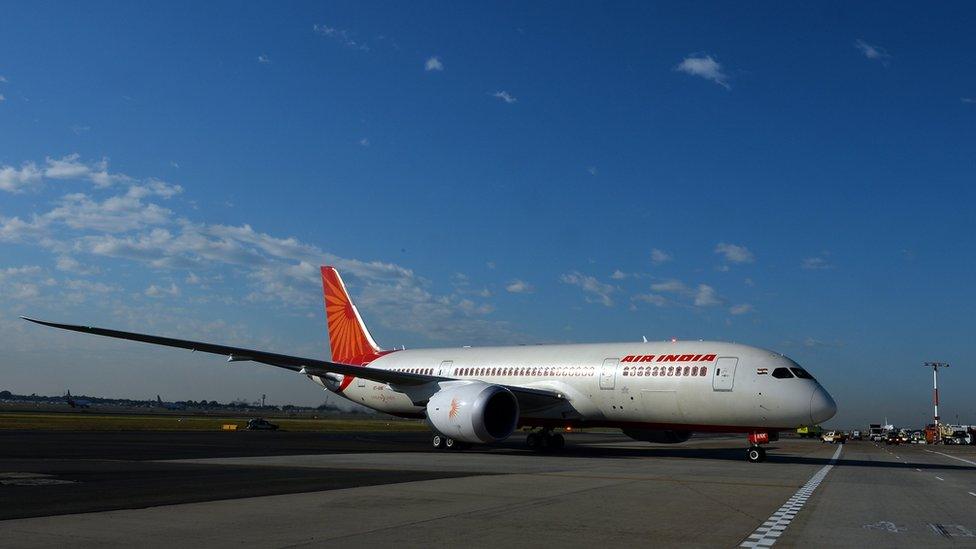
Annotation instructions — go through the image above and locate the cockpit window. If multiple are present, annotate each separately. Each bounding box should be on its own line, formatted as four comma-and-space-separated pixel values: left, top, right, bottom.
790, 368, 814, 380
771, 367, 794, 379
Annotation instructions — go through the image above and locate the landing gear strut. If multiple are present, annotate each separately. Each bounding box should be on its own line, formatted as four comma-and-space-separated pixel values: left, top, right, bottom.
526, 429, 565, 452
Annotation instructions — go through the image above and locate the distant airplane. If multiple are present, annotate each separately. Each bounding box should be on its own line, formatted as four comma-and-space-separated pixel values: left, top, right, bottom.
155, 395, 186, 411
64, 389, 92, 409
24, 266, 836, 462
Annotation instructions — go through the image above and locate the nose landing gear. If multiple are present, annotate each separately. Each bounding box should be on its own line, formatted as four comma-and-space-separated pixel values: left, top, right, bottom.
746, 431, 774, 463
747, 445, 766, 463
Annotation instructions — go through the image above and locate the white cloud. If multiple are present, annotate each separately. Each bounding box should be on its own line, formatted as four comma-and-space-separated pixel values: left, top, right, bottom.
963, 97, 976, 104
359, 137, 370, 147
0, 76, 7, 83
492, 91, 517, 104
854, 39, 890, 64
0, 94, 6, 102
0, 266, 44, 300
0, 162, 43, 193
145, 283, 180, 298
505, 279, 533, 294
1, 153, 531, 345
70, 125, 91, 135
650, 278, 725, 308
313, 24, 369, 52
257, 54, 271, 64
610, 270, 628, 280
424, 57, 443, 71
714, 242, 754, 264
587, 166, 598, 176
650, 248, 672, 265
693, 284, 722, 307
632, 293, 668, 307
675, 55, 730, 89
56, 255, 99, 275
650, 279, 689, 293
560, 271, 614, 307
801, 256, 832, 270
729, 303, 753, 315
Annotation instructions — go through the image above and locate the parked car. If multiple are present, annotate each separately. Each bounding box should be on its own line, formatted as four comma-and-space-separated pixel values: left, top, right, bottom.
822, 431, 847, 444
851, 430, 862, 440
245, 418, 279, 431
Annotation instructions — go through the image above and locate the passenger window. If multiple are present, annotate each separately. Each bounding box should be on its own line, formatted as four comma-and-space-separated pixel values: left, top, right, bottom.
790, 368, 815, 380
772, 368, 794, 379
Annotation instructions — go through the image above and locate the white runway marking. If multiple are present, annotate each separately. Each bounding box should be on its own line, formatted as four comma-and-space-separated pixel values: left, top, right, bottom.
925, 449, 976, 467
915, 468, 921, 472
739, 445, 843, 548
935, 476, 945, 481
969, 492, 976, 497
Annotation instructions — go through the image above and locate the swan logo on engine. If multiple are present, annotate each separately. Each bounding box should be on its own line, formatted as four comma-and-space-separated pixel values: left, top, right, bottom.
448, 398, 460, 419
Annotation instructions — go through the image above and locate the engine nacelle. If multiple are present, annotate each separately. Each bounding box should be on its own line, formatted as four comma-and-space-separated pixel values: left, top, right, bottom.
427, 382, 519, 444
622, 428, 692, 444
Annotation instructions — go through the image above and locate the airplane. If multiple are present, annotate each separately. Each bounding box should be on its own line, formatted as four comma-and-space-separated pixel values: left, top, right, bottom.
64, 389, 92, 409
155, 395, 186, 411
23, 266, 837, 462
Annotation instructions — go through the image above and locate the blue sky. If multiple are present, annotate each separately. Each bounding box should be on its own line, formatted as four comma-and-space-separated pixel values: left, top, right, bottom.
1, 2, 973, 426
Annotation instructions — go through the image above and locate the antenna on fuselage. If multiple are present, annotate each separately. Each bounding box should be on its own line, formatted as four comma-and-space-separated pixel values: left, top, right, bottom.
642, 336, 648, 343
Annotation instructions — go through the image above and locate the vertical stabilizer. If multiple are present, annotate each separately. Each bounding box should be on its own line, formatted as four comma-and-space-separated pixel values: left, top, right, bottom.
320, 266, 383, 365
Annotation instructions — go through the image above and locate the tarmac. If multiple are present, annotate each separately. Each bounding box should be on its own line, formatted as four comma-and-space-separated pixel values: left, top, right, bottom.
1, 430, 974, 547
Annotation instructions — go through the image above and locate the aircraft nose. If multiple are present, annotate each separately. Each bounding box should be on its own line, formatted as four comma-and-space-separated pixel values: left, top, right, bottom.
809, 386, 837, 424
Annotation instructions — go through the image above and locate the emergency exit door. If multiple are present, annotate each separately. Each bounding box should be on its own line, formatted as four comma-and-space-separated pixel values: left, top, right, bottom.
712, 357, 738, 391
600, 358, 618, 390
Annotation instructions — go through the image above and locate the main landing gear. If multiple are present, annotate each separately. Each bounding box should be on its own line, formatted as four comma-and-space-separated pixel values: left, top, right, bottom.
526, 429, 565, 452
746, 431, 773, 462
431, 433, 469, 451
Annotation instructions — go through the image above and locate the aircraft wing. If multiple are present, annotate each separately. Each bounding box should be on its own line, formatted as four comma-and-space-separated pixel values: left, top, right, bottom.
21, 317, 565, 408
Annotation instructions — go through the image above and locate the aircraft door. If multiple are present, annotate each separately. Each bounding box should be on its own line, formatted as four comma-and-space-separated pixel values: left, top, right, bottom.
712, 357, 738, 391
600, 358, 618, 390
438, 360, 453, 377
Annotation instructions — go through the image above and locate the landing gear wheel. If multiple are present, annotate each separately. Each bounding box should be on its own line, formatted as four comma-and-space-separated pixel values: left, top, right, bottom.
550, 433, 565, 450
432, 434, 445, 449
526, 432, 541, 450
445, 437, 457, 450
747, 446, 766, 463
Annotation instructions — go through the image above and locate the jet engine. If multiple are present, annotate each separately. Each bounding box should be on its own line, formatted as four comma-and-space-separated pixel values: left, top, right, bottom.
427, 382, 519, 444
621, 428, 692, 444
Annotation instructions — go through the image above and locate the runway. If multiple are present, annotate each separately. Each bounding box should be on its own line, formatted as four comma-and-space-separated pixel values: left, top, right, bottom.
1, 431, 974, 547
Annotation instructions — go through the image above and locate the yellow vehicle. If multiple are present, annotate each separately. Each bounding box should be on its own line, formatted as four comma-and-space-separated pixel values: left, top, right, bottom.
797, 424, 823, 438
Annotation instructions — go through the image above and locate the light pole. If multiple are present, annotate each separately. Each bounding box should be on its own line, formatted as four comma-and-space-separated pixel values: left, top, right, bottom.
924, 362, 949, 443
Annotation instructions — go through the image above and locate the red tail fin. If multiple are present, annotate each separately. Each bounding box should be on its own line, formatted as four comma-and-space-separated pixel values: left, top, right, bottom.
320, 266, 383, 365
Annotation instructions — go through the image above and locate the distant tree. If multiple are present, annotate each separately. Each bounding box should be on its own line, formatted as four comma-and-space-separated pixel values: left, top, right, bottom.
0, 390, 11, 399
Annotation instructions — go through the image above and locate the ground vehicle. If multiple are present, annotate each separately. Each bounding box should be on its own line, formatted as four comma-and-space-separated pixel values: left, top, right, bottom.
822, 430, 846, 444
797, 424, 823, 439
245, 418, 279, 431
851, 430, 862, 440
868, 424, 884, 442
945, 428, 972, 445
910, 430, 925, 444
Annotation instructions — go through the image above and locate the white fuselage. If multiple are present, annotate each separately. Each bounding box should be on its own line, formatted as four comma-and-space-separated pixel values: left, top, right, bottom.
314, 340, 836, 432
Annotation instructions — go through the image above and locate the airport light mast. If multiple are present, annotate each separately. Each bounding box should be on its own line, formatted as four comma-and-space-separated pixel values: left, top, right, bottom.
924, 361, 949, 443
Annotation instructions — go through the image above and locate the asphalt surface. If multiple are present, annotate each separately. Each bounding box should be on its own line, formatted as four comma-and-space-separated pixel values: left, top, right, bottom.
1, 431, 974, 547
